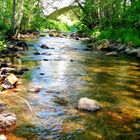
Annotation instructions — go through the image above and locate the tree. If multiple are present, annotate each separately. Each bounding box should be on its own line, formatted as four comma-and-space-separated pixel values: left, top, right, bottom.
15, 0, 24, 38
9, 0, 16, 36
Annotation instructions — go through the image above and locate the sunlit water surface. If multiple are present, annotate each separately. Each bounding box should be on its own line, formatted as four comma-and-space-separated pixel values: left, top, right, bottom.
1, 37, 140, 140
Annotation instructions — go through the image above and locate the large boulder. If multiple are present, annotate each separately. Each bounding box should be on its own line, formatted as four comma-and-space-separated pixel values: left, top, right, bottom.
78, 97, 101, 112
2, 74, 18, 89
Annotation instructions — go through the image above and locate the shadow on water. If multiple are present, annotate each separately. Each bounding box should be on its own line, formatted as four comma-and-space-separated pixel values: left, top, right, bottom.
1, 36, 140, 139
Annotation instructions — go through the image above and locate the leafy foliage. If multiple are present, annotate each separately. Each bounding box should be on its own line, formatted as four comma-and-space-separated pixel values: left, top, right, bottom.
45, 19, 70, 32
76, 0, 140, 46
0, 40, 6, 52
96, 28, 140, 46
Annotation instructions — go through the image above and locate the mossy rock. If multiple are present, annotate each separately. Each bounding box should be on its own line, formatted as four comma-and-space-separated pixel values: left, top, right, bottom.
54, 96, 68, 106
96, 39, 110, 50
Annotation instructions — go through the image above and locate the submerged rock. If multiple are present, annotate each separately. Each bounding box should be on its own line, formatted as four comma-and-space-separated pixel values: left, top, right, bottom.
87, 43, 96, 50
41, 52, 51, 55
33, 52, 41, 55
40, 44, 49, 49
29, 85, 43, 93
78, 97, 101, 112
0, 113, 16, 132
40, 73, 44, 75
43, 59, 49, 61
54, 96, 68, 106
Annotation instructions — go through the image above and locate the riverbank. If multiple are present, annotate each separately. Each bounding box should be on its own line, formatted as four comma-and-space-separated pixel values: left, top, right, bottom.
68, 32, 140, 59
85, 38, 140, 58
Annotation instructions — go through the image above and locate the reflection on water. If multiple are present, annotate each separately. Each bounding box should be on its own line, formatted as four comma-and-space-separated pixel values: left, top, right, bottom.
1, 37, 140, 140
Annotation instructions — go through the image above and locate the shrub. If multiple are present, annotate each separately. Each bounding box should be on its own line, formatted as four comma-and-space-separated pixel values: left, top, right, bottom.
0, 40, 6, 52
45, 19, 70, 32
96, 28, 140, 46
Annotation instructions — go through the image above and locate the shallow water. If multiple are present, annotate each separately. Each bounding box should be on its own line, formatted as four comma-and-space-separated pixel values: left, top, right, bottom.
1, 37, 140, 140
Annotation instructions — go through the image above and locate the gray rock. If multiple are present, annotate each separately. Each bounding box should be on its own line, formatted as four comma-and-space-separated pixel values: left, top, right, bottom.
125, 47, 139, 56
78, 97, 101, 112
137, 52, 140, 58
106, 51, 118, 56
96, 39, 109, 50
0, 103, 6, 112
0, 113, 16, 132
117, 45, 125, 51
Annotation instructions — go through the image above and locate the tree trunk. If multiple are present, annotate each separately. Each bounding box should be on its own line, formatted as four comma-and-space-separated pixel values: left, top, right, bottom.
123, 0, 127, 12
9, 0, 16, 37
15, 0, 24, 38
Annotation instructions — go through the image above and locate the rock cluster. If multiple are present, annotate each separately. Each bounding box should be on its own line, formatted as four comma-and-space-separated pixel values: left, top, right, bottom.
86, 39, 140, 58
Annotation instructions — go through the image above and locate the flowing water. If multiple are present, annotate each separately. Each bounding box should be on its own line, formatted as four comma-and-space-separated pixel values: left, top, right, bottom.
1, 36, 140, 140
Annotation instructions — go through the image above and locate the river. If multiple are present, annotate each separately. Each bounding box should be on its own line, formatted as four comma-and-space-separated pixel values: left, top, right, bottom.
1, 36, 140, 140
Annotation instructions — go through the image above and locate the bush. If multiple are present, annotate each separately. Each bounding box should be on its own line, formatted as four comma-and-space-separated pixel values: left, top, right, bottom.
96, 28, 140, 46
0, 20, 9, 33
45, 19, 70, 32
0, 40, 6, 52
